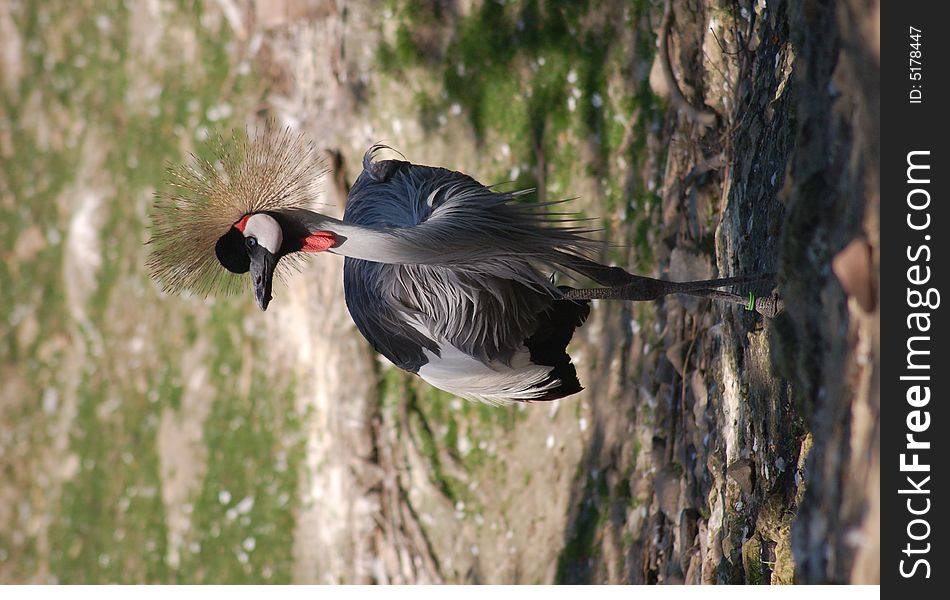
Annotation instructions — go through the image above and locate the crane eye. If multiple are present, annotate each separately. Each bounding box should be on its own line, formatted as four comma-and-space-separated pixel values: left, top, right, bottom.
245, 236, 258, 249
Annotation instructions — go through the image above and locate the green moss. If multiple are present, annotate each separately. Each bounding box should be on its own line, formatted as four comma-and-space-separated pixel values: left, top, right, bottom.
0, 0, 308, 584
555, 468, 610, 584
49, 372, 170, 583
179, 357, 303, 583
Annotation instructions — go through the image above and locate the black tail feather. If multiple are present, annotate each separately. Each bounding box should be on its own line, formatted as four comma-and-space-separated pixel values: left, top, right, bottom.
524, 289, 590, 401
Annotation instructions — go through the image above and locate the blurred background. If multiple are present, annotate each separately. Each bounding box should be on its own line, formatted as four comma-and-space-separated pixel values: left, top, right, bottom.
0, 0, 879, 584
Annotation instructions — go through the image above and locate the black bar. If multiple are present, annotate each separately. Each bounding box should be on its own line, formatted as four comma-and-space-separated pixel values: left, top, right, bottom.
882, 2, 948, 590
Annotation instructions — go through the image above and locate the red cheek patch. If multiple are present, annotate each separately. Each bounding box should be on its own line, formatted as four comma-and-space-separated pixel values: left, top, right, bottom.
301, 231, 336, 253
234, 214, 251, 232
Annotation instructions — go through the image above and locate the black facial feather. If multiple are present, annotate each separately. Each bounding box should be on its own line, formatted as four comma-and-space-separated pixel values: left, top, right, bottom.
215, 226, 251, 274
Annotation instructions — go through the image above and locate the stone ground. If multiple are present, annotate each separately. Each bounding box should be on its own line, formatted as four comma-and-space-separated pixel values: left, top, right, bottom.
250, 0, 879, 584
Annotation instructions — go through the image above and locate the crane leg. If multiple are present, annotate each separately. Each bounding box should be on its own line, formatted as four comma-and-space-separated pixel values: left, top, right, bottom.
561, 277, 784, 318
555, 252, 782, 317
555, 252, 771, 290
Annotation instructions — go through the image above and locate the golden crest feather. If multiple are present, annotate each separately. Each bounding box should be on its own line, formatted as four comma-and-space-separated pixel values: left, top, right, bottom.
147, 126, 328, 297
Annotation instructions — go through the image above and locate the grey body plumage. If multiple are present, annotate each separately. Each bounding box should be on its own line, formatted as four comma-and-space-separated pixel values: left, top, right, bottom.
148, 129, 781, 404
343, 154, 592, 374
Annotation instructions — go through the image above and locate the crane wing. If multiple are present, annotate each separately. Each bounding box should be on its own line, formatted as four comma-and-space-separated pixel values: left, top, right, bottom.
341, 154, 593, 402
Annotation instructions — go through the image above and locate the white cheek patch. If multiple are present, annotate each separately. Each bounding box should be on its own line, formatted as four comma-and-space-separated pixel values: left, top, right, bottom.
244, 213, 283, 254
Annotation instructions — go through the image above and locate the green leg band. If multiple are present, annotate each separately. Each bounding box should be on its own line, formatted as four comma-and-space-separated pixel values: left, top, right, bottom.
746, 292, 755, 311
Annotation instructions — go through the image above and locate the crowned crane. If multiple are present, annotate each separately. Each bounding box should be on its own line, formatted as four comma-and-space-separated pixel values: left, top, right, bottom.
148, 128, 781, 404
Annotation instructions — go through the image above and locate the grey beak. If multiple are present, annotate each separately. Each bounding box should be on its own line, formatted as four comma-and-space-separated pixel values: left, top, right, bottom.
250, 250, 278, 311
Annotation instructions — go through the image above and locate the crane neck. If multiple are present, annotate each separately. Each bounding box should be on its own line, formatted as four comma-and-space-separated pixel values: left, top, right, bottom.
274, 208, 427, 264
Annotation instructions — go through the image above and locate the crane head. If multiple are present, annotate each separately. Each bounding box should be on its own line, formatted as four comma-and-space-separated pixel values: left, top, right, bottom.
147, 125, 327, 303
215, 213, 283, 310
